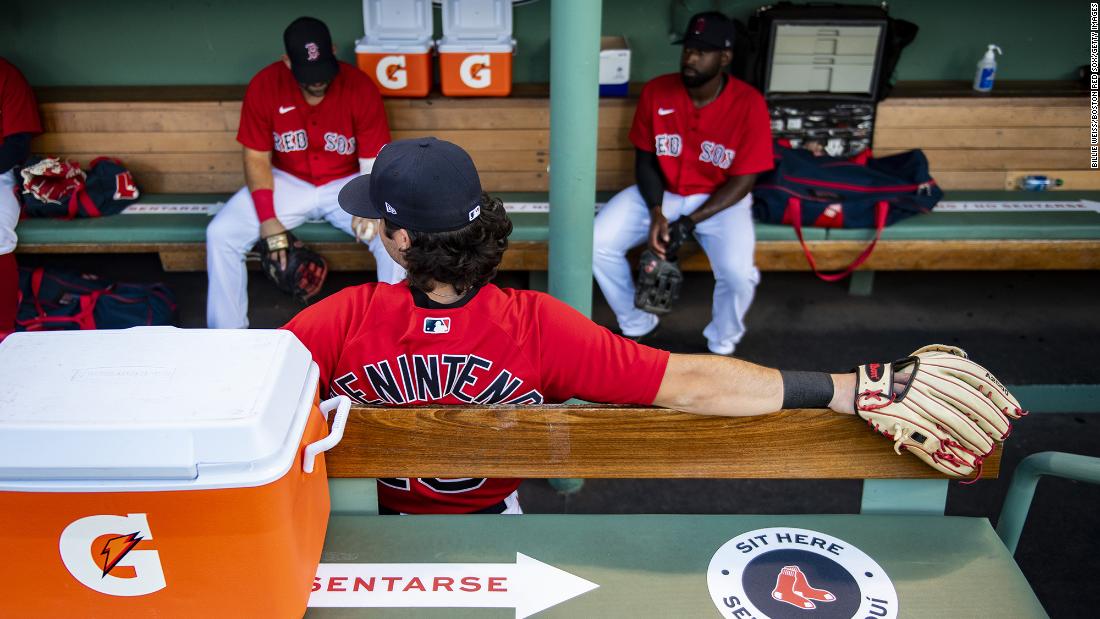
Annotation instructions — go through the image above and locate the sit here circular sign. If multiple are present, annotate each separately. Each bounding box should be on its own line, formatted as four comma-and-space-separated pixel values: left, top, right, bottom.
707, 527, 897, 619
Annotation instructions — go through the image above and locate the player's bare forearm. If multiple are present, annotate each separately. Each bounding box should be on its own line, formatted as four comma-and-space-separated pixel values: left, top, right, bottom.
243, 147, 275, 194
687, 173, 756, 224
652, 353, 856, 417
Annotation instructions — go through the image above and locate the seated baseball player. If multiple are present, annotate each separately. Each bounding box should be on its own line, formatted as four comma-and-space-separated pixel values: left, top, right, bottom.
205, 16, 405, 329
0, 58, 42, 341
593, 12, 773, 355
282, 137, 1026, 515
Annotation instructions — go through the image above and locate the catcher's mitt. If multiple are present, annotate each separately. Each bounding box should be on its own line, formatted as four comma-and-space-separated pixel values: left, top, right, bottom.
634, 217, 695, 315
20, 157, 86, 205
255, 231, 328, 302
855, 344, 1027, 480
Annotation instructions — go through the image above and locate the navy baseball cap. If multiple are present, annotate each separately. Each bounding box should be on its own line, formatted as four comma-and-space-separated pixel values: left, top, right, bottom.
338, 137, 484, 233
674, 11, 734, 51
284, 17, 339, 84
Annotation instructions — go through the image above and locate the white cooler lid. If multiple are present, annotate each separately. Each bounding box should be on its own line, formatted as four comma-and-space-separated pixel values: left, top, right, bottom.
442, 0, 513, 41
362, 0, 433, 46
0, 328, 318, 491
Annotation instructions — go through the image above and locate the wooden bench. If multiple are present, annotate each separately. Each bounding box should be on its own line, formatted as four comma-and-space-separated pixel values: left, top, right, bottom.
303, 404, 1051, 617
19, 85, 1100, 285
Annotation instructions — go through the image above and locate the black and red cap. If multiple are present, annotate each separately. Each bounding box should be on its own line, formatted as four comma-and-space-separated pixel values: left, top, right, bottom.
284, 16, 339, 85
339, 137, 484, 233
675, 11, 735, 51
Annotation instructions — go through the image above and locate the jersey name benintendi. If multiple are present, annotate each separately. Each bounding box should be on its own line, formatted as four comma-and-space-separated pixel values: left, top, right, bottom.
332, 352, 544, 405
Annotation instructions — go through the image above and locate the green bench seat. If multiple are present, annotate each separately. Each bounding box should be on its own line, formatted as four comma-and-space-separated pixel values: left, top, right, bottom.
307, 513, 1044, 618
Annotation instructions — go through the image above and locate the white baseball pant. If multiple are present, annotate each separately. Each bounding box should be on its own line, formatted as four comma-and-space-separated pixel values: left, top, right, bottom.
592, 185, 760, 355
0, 170, 19, 255
206, 168, 405, 328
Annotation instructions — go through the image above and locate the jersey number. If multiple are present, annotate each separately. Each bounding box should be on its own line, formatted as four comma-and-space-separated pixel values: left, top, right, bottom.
378, 477, 487, 493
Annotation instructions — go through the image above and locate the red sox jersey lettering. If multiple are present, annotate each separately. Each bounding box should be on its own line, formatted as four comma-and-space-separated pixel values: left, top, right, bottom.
629, 73, 774, 195
237, 61, 390, 186
283, 282, 669, 514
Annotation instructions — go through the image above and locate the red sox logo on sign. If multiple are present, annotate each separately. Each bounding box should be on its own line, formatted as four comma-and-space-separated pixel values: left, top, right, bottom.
114, 171, 139, 200
708, 527, 897, 619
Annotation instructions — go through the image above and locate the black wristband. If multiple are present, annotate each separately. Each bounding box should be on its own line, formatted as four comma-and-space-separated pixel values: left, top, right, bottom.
780, 371, 834, 409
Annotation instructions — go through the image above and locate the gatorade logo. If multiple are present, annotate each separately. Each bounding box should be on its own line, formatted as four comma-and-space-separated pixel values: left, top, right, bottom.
377, 55, 408, 90
59, 513, 166, 597
459, 54, 492, 89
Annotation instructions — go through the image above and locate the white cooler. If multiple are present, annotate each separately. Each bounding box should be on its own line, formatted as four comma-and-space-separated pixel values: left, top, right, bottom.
0, 327, 349, 618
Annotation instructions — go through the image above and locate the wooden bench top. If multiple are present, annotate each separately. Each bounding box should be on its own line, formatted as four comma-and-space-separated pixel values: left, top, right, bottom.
309, 513, 1045, 617
324, 406, 1000, 480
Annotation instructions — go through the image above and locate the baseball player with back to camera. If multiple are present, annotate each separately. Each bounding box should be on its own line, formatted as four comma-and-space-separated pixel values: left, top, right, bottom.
283, 136, 1027, 515
0, 58, 42, 341
594, 12, 772, 355
206, 16, 405, 328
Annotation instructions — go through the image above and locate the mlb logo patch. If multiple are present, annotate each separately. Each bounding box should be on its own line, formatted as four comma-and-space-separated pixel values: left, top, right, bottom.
423, 317, 451, 334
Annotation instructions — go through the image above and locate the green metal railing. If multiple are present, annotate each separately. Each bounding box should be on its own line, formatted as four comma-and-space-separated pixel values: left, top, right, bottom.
997, 451, 1100, 554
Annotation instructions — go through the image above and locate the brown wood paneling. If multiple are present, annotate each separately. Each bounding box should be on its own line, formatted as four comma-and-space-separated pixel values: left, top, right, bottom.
874, 127, 1087, 149
324, 406, 1000, 479
875, 148, 1086, 171
875, 101, 1085, 128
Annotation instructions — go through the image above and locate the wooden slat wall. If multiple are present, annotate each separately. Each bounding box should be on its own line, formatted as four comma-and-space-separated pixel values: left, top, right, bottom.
873, 97, 1094, 190
33, 98, 635, 193
325, 405, 1001, 480
32, 92, 1090, 193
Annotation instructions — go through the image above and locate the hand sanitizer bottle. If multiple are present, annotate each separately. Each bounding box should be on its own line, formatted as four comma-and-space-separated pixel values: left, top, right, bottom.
973, 44, 1003, 92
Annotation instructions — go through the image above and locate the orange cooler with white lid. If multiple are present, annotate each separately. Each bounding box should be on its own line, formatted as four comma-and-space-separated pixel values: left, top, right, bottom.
0, 327, 350, 618
356, 0, 433, 97
438, 0, 515, 97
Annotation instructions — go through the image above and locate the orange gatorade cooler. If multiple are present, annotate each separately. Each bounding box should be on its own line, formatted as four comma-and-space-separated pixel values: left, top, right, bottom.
438, 0, 515, 97
0, 327, 350, 618
355, 0, 433, 97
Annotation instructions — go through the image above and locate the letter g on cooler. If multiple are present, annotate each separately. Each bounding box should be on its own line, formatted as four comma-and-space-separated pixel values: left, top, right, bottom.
377, 55, 409, 90
459, 55, 492, 89
59, 513, 166, 596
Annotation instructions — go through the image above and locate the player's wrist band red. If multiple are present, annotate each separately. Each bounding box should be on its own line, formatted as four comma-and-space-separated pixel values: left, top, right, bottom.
251, 188, 276, 222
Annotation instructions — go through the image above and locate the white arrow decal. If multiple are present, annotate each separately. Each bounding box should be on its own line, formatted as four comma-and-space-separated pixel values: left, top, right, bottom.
309, 552, 599, 618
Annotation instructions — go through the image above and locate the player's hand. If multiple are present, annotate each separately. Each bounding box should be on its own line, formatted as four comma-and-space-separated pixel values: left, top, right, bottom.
260, 217, 289, 271
352, 216, 379, 242
648, 207, 670, 259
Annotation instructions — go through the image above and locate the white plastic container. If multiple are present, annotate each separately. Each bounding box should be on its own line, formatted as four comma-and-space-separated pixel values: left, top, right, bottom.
0, 327, 349, 618
600, 35, 631, 97
973, 44, 1002, 92
356, 0, 434, 97
438, 0, 515, 96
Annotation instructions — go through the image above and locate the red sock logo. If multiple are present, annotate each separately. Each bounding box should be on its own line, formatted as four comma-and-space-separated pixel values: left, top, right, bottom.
792, 565, 836, 602
771, 565, 836, 609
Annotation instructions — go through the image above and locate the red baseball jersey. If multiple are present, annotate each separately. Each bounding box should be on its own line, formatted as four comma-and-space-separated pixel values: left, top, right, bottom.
0, 58, 42, 140
283, 282, 670, 514
629, 73, 773, 196
237, 61, 390, 187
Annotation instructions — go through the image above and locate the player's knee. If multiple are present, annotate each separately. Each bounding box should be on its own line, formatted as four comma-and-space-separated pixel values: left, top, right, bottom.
714, 262, 758, 287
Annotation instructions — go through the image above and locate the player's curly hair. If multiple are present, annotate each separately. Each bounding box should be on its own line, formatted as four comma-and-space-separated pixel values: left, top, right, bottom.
384, 192, 513, 294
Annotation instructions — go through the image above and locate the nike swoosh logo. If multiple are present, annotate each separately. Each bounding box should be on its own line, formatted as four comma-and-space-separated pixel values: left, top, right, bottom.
278, 105, 296, 114
658, 107, 675, 116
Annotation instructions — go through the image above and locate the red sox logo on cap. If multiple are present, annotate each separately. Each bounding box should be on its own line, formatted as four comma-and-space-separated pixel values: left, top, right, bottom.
305, 42, 320, 61
693, 17, 706, 34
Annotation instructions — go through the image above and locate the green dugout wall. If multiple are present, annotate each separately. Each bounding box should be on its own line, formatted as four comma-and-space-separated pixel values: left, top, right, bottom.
1, 0, 1087, 87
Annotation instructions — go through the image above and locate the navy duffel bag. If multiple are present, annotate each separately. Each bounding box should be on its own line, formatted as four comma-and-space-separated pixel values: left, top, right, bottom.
753, 146, 943, 280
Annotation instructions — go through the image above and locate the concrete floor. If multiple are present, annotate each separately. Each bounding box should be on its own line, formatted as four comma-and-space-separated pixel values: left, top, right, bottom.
19, 253, 1100, 617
